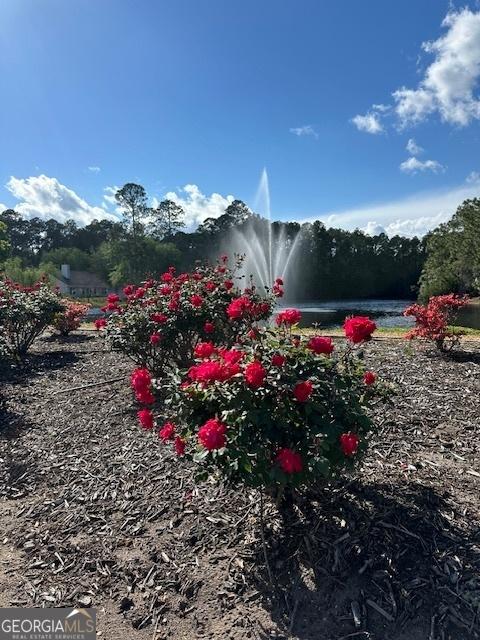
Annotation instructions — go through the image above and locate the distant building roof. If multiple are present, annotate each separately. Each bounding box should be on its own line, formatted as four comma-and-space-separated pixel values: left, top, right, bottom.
57, 270, 109, 289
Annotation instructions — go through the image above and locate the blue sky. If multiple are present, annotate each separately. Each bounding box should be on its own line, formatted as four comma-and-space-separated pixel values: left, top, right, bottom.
1, 0, 480, 236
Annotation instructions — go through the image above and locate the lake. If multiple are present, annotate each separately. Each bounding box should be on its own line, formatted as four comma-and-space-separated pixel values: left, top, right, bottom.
278, 299, 480, 329
87, 299, 480, 330
278, 299, 414, 329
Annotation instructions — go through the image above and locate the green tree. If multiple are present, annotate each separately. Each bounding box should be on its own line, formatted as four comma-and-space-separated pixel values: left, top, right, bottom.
41, 247, 92, 271
102, 237, 181, 286
2, 257, 56, 285
115, 183, 150, 238
0, 221, 10, 264
419, 198, 480, 300
150, 199, 185, 239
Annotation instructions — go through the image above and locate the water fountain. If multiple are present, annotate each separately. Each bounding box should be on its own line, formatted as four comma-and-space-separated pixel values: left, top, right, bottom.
228, 168, 303, 300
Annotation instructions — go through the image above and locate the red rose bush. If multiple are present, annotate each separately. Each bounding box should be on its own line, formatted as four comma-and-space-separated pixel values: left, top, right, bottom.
103, 257, 276, 376
52, 300, 91, 336
136, 309, 380, 492
404, 294, 469, 351
0, 277, 65, 359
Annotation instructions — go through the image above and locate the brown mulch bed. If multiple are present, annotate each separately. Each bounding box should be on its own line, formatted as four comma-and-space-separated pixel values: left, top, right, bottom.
0, 333, 479, 640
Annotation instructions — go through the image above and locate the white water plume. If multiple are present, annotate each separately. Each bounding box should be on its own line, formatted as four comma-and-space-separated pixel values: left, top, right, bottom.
227, 168, 303, 299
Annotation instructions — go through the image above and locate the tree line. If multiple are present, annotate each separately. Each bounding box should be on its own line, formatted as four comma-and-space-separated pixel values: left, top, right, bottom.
418, 198, 480, 300
0, 181, 431, 299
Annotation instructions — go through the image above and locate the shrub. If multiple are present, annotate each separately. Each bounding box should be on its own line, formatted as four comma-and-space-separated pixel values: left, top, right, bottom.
404, 294, 469, 351
104, 257, 277, 376
52, 300, 91, 336
0, 278, 64, 359
133, 312, 380, 494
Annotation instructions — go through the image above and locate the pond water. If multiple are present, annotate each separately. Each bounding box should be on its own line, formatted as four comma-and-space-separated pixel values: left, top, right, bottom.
278, 299, 414, 329
86, 299, 480, 330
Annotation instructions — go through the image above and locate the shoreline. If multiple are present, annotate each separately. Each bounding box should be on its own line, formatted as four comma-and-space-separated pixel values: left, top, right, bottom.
80, 321, 480, 340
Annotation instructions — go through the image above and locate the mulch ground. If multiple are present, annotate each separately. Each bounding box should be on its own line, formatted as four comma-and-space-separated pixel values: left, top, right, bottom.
0, 332, 479, 640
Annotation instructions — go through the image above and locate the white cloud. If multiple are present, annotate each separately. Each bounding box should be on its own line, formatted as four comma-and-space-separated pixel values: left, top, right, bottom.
88, 166, 101, 173
399, 156, 444, 174
406, 138, 423, 155
372, 103, 391, 113
164, 184, 234, 229
297, 177, 480, 237
466, 170, 480, 183
289, 125, 318, 139
6, 175, 116, 225
351, 112, 384, 134
395, 8, 480, 127
364, 221, 387, 236
354, 9, 480, 130
102, 185, 119, 206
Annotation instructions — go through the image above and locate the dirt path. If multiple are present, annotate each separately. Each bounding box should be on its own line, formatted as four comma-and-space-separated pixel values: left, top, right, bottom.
0, 333, 479, 640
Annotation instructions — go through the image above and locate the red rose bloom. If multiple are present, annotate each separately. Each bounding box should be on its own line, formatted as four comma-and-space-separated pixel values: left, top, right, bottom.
160, 285, 172, 295
159, 421, 175, 442
149, 332, 162, 346
307, 336, 334, 355
293, 380, 313, 402
131, 367, 151, 390
275, 277, 284, 285
271, 353, 286, 367
123, 285, 134, 296
244, 361, 266, 388
276, 448, 303, 474
174, 436, 186, 457
131, 368, 155, 404
107, 293, 120, 304
205, 282, 216, 292
137, 408, 154, 430
276, 308, 301, 326
94, 318, 107, 330
161, 272, 174, 283
190, 294, 203, 307
363, 371, 376, 385
151, 312, 168, 324
204, 321, 215, 334
188, 360, 239, 384
273, 284, 284, 297
194, 341, 216, 359
224, 280, 234, 290
344, 316, 377, 344
198, 418, 227, 450
226, 296, 251, 320
340, 432, 360, 457
168, 300, 178, 312
134, 287, 146, 299
218, 348, 244, 364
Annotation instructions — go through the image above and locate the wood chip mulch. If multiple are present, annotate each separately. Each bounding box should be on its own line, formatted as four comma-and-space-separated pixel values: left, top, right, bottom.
0, 332, 479, 640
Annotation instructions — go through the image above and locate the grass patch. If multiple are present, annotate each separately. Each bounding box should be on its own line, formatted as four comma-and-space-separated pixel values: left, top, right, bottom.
68, 296, 106, 307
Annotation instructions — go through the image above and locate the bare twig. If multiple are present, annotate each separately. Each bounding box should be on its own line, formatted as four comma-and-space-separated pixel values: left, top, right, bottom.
51, 376, 125, 395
